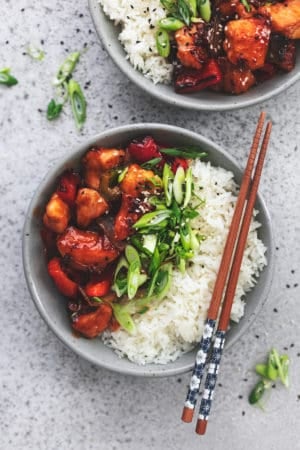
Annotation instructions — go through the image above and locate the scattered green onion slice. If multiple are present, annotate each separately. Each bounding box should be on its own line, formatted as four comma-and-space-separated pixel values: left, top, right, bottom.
67, 79, 87, 130
125, 245, 141, 267
156, 29, 170, 58
26, 45, 45, 61
53, 51, 80, 86
0, 68, 18, 86
47, 99, 63, 120
249, 379, 271, 405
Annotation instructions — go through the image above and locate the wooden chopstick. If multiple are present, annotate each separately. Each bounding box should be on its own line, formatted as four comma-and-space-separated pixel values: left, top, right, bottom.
181, 112, 267, 424
195, 121, 272, 435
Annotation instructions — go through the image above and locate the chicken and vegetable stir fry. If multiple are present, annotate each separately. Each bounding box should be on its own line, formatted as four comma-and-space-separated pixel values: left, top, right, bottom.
156, 0, 300, 94
41, 137, 207, 338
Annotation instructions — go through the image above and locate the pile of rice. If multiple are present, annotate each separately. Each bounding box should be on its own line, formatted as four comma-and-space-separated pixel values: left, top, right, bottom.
99, 0, 172, 84
103, 160, 267, 365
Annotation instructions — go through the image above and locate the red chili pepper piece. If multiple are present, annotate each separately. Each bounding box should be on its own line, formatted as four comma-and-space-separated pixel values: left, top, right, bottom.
72, 303, 112, 338
85, 268, 114, 297
171, 157, 189, 174
47, 257, 78, 298
174, 59, 222, 94
56, 170, 80, 206
127, 136, 163, 163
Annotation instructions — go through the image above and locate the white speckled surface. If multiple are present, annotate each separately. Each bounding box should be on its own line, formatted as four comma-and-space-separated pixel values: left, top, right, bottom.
1, 1, 300, 449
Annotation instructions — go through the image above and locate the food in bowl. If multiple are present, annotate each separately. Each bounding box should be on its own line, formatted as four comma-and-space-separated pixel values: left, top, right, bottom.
99, 0, 300, 95
40, 133, 267, 365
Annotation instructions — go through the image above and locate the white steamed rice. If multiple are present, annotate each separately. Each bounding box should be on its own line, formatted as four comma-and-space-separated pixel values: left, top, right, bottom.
102, 160, 267, 365
99, 0, 172, 84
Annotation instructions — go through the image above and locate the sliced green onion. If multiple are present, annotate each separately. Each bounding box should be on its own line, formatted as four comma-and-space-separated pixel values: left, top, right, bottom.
248, 379, 271, 405
127, 260, 142, 299
255, 364, 269, 378
147, 264, 172, 299
173, 166, 185, 204
142, 234, 157, 254
0, 68, 18, 86
125, 245, 141, 267
197, 0, 211, 22
47, 99, 63, 121
118, 166, 128, 183
112, 257, 129, 297
158, 17, 185, 31
183, 167, 193, 208
186, 0, 197, 16
180, 223, 191, 251
178, 0, 192, 26
160, 0, 176, 11
112, 304, 136, 334
267, 349, 280, 381
53, 51, 80, 86
240, 0, 251, 12
279, 354, 290, 388
163, 163, 174, 207
160, 147, 207, 159
141, 157, 163, 169
26, 45, 45, 61
68, 79, 86, 130
156, 29, 170, 58
133, 209, 171, 230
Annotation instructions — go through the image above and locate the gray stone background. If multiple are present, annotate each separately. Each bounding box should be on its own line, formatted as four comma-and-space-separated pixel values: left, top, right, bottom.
1, 1, 299, 449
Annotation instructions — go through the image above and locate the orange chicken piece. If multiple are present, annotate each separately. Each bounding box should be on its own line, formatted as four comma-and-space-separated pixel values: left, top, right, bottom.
175, 24, 208, 70
76, 188, 109, 228
120, 164, 162, 197
224, 17, 271, 70
212, 58, 256, 94
57, 226, 119, 272
43, 193, 70, 234
259, 0, 300, 39
83, 148, 126, 189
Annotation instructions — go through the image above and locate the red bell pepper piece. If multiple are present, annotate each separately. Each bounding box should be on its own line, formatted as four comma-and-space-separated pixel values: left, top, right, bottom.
171, 157, 189, 174
127, 136, 163, 163
72, 303, 112, 338
47, 257, 78, 298
85, 268, 114, 297
174, 59, 222, 94
56, 170, 80, 206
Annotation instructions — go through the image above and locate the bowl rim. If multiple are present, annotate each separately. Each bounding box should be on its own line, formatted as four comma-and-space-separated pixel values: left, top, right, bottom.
22, 123, 275, 377
88, 0, 300, 112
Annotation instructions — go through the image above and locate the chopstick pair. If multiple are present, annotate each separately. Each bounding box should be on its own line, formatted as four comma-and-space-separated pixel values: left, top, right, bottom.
181, 112, 272, 435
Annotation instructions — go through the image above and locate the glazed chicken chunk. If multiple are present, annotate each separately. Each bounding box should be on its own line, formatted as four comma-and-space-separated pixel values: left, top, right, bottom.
57, 226, 119, 271
120, 164, 162, 197
224, 17, 271, 70
43, 193, 70, 234
175, 24, 208, 70
83, 148, 126, 190
260, 0, 300, 39
76, 188, 109, 228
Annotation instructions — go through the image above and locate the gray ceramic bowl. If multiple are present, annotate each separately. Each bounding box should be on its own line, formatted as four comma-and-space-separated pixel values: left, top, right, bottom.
89, 0, 300, 111
23, 124, 274, 376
